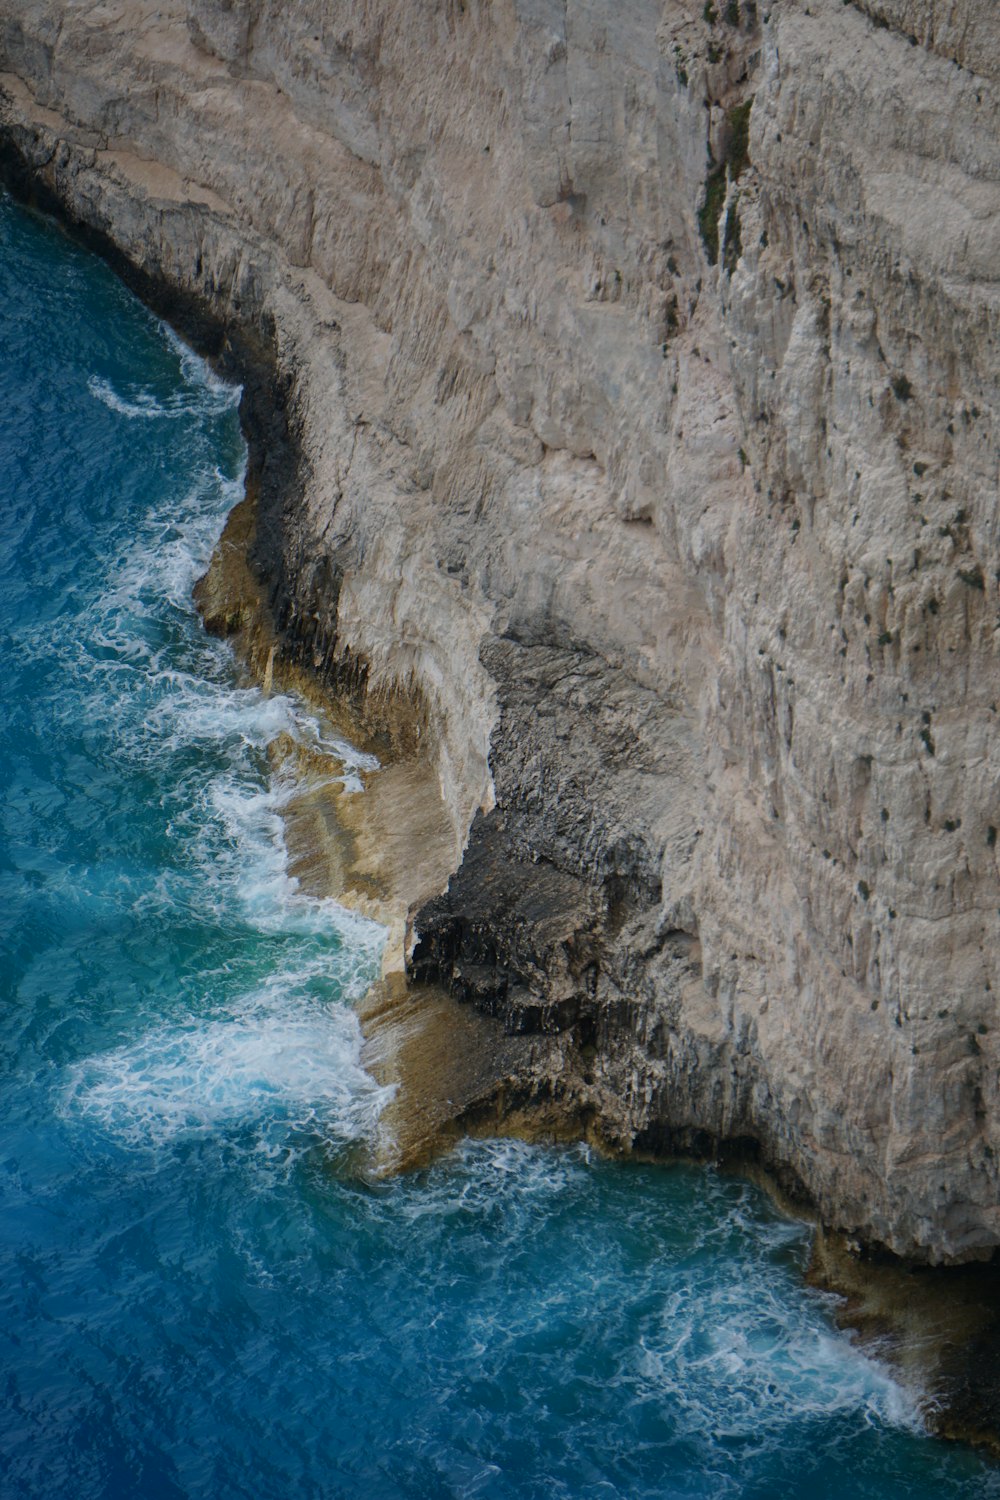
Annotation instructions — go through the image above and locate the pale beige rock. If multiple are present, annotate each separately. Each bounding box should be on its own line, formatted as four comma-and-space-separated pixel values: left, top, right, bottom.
2, 0, 999, 1262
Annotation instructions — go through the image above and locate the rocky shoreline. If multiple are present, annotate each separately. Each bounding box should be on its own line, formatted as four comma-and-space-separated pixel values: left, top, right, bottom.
4, 0, 1000, 1454
6, 0, 1000, 1268
1, 157, 995, 1455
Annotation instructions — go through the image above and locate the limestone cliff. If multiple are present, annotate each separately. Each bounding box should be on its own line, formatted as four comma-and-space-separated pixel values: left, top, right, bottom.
2, 0, 999, 1265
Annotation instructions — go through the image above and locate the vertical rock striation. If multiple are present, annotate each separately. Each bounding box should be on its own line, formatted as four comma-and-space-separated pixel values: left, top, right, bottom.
2, 0, 999, 1262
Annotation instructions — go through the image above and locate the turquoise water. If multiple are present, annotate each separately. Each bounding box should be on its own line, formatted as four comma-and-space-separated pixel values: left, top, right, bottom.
0, 191, 997, 1500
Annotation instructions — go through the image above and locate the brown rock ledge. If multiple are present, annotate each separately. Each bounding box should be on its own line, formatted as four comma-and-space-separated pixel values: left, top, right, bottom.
195, 487, 584, 1175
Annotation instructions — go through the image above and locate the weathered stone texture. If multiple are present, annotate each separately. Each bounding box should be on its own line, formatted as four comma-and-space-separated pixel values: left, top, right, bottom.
2, 0, 999, 1260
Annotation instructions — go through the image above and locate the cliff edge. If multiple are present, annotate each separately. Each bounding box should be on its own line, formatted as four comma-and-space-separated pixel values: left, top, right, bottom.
3, 0, 1000, 1265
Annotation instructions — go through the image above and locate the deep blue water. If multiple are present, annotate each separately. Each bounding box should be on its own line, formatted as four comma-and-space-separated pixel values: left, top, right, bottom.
0, 191, 998, 1500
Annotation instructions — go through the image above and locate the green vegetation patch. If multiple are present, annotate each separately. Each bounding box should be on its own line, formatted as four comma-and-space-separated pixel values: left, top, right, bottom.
727, 99, 753, 181
700, 99, 754, 266
699, 165, 728, 265
723, 197, 743, 275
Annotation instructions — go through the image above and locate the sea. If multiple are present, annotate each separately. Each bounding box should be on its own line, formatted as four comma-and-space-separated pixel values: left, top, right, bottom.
0, 189, 997, 1499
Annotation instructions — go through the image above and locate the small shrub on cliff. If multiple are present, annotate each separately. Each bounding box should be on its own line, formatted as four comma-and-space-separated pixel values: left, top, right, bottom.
699, 99, 753, 266
723, 197, 743, 274
699, 166, 728, 264
726, 100, 753, 181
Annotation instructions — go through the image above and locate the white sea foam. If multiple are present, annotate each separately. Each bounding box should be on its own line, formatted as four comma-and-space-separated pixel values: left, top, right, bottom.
633, 1200, 922, 1447
391, 1142, 922, 1447
635, 1274, 917, 1442
59, 747, 387, 1156
391, 1137, 595, 1222
58, 713, 388, 1150
310, 731, 380, 793
157, 317, 241, 406
75, 461, 379, 797
59, 436, 388, 960
66, 327, 392, 1161
87, 339, 240, 421
81, 335, 376, 794
87, 375, 169, 419
86, 480, 234, 659
62, 976, 392, 1155
185, 769, 387, 970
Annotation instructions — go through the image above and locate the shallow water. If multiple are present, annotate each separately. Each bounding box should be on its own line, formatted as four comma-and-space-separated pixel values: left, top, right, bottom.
0, 192, 997, 1499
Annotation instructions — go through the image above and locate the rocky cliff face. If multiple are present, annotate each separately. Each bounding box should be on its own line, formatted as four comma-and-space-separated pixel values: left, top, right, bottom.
2, 0, 999, 1264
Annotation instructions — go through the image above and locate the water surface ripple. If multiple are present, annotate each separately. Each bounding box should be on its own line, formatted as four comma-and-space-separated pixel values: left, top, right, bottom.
0, 193, 996, 1499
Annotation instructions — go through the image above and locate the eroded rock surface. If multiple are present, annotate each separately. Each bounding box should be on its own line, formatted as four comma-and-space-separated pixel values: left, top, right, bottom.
2, 0, 1000, 1263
